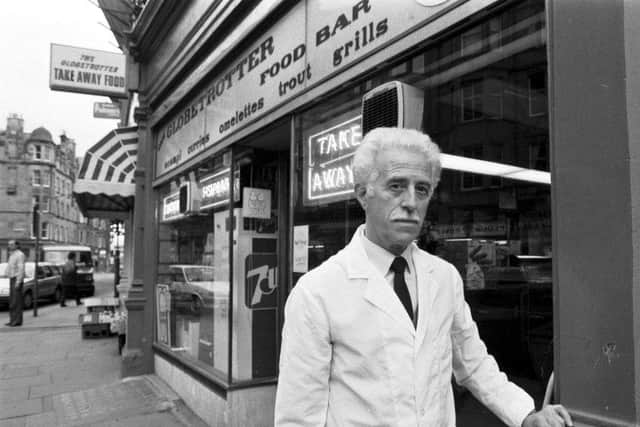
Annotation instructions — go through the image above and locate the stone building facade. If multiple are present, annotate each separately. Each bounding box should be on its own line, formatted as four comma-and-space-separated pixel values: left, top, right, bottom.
0, 113, 109, 262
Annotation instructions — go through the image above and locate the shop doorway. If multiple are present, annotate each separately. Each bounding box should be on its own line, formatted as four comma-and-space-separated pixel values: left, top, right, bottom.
231, 121, 290, 382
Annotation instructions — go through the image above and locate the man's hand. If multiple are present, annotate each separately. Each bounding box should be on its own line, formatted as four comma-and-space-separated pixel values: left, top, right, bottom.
522, 405, 573, 427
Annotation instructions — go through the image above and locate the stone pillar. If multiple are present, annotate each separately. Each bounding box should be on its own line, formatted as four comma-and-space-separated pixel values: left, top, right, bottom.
121, 105, 154, 377
548, 0, 640, 424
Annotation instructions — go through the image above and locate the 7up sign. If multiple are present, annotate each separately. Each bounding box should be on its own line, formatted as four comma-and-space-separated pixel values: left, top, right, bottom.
245, 254, 278, 309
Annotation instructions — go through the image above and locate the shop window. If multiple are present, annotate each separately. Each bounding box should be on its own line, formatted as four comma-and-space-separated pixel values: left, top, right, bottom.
292, 1, 551, 423
156, 153, 232, 381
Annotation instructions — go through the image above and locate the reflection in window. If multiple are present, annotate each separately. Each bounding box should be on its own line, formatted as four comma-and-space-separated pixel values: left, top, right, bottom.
294, 1, 551, 424
528, 70, 547, 116
461, 146, 484, 190
461, 80, 484, 122
461, 25, 483, 57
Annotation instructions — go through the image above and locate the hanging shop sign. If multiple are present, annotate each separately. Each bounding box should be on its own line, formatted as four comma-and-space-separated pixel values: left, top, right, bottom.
200, 169, 231, 210
155, 2, 308, 178
50, 44, 127, 97
93, 102, 120, 119
200, 169, 241, 211
304, 115, 362, 205
161, 191, 183, 222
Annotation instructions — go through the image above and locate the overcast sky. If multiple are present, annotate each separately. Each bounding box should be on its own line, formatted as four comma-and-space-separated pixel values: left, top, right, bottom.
0, 1, 122, 157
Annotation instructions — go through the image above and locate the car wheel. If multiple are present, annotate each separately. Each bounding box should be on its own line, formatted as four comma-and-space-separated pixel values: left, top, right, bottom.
54, 287, 62, 302
23, 291, 33, 310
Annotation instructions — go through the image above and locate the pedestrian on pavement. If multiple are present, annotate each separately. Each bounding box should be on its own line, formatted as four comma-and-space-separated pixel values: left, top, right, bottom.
6, 240, 25, 327
274, 128, 573, 427
60, 252, 82, 307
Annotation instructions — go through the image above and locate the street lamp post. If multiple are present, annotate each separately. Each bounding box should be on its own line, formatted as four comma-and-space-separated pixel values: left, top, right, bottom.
113, 221, 121, 298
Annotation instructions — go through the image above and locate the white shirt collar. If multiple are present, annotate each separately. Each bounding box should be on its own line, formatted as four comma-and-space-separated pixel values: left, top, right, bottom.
361, 227, 414, 278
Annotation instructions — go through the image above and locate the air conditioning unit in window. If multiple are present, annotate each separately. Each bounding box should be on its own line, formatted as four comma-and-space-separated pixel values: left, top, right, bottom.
361, 81, 424, 135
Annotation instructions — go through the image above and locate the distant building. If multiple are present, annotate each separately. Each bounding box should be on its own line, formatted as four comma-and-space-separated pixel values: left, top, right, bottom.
0, 114, 109, 262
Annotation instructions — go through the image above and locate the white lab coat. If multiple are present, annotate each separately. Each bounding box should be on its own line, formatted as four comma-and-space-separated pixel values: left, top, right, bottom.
275, 225, 534, 427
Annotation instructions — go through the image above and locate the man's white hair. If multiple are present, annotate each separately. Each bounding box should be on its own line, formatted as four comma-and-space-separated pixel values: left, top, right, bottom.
352, 127, 442, 191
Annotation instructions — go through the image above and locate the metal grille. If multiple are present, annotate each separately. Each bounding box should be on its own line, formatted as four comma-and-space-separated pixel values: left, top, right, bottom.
362, 87, 399, 135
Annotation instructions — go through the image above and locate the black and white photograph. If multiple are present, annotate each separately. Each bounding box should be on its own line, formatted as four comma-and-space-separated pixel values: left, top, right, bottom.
1, 1, 638, 426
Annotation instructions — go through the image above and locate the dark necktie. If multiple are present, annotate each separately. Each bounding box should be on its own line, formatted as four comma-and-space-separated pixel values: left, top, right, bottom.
390, 257, 414, 324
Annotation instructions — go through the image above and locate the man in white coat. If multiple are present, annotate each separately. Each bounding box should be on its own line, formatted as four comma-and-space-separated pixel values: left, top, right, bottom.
275, 128, 572, 427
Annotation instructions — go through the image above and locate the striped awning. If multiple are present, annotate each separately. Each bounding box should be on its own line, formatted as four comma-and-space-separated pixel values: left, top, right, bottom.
73, 126, 138, 217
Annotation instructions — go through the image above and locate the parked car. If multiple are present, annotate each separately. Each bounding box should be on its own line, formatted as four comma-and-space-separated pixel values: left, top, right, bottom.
167, 265, 228, 315
0, 262, 63, 309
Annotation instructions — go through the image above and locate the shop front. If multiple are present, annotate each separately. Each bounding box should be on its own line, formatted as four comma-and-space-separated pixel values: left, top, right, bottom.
141, 0, 552, 424
115, 0, 640, 425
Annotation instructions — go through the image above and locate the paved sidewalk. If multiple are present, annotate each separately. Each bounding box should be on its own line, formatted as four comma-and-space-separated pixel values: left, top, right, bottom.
0, 273, 208, 427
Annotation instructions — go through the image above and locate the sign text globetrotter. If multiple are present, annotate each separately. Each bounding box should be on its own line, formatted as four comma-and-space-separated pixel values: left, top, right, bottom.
50, 44, 126, 97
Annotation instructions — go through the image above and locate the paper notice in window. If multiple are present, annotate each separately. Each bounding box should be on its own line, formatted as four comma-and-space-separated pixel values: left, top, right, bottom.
293, 225, 309, 273
242, 187, 271, 219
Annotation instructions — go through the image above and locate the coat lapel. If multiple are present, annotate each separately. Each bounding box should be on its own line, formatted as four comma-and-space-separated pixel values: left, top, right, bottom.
412, 247, 436, 351
343, 226, 416, 335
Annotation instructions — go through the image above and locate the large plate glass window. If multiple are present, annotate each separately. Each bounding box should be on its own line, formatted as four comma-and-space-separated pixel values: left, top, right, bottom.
292, 0, 550, 422
155, 152, 231, 381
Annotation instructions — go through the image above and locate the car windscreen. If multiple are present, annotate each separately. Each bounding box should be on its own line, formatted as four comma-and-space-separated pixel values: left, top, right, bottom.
43, 251, 67, 264
77, 252, 93, 267
184, 267, 214, 282
44, 250, 93, 267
